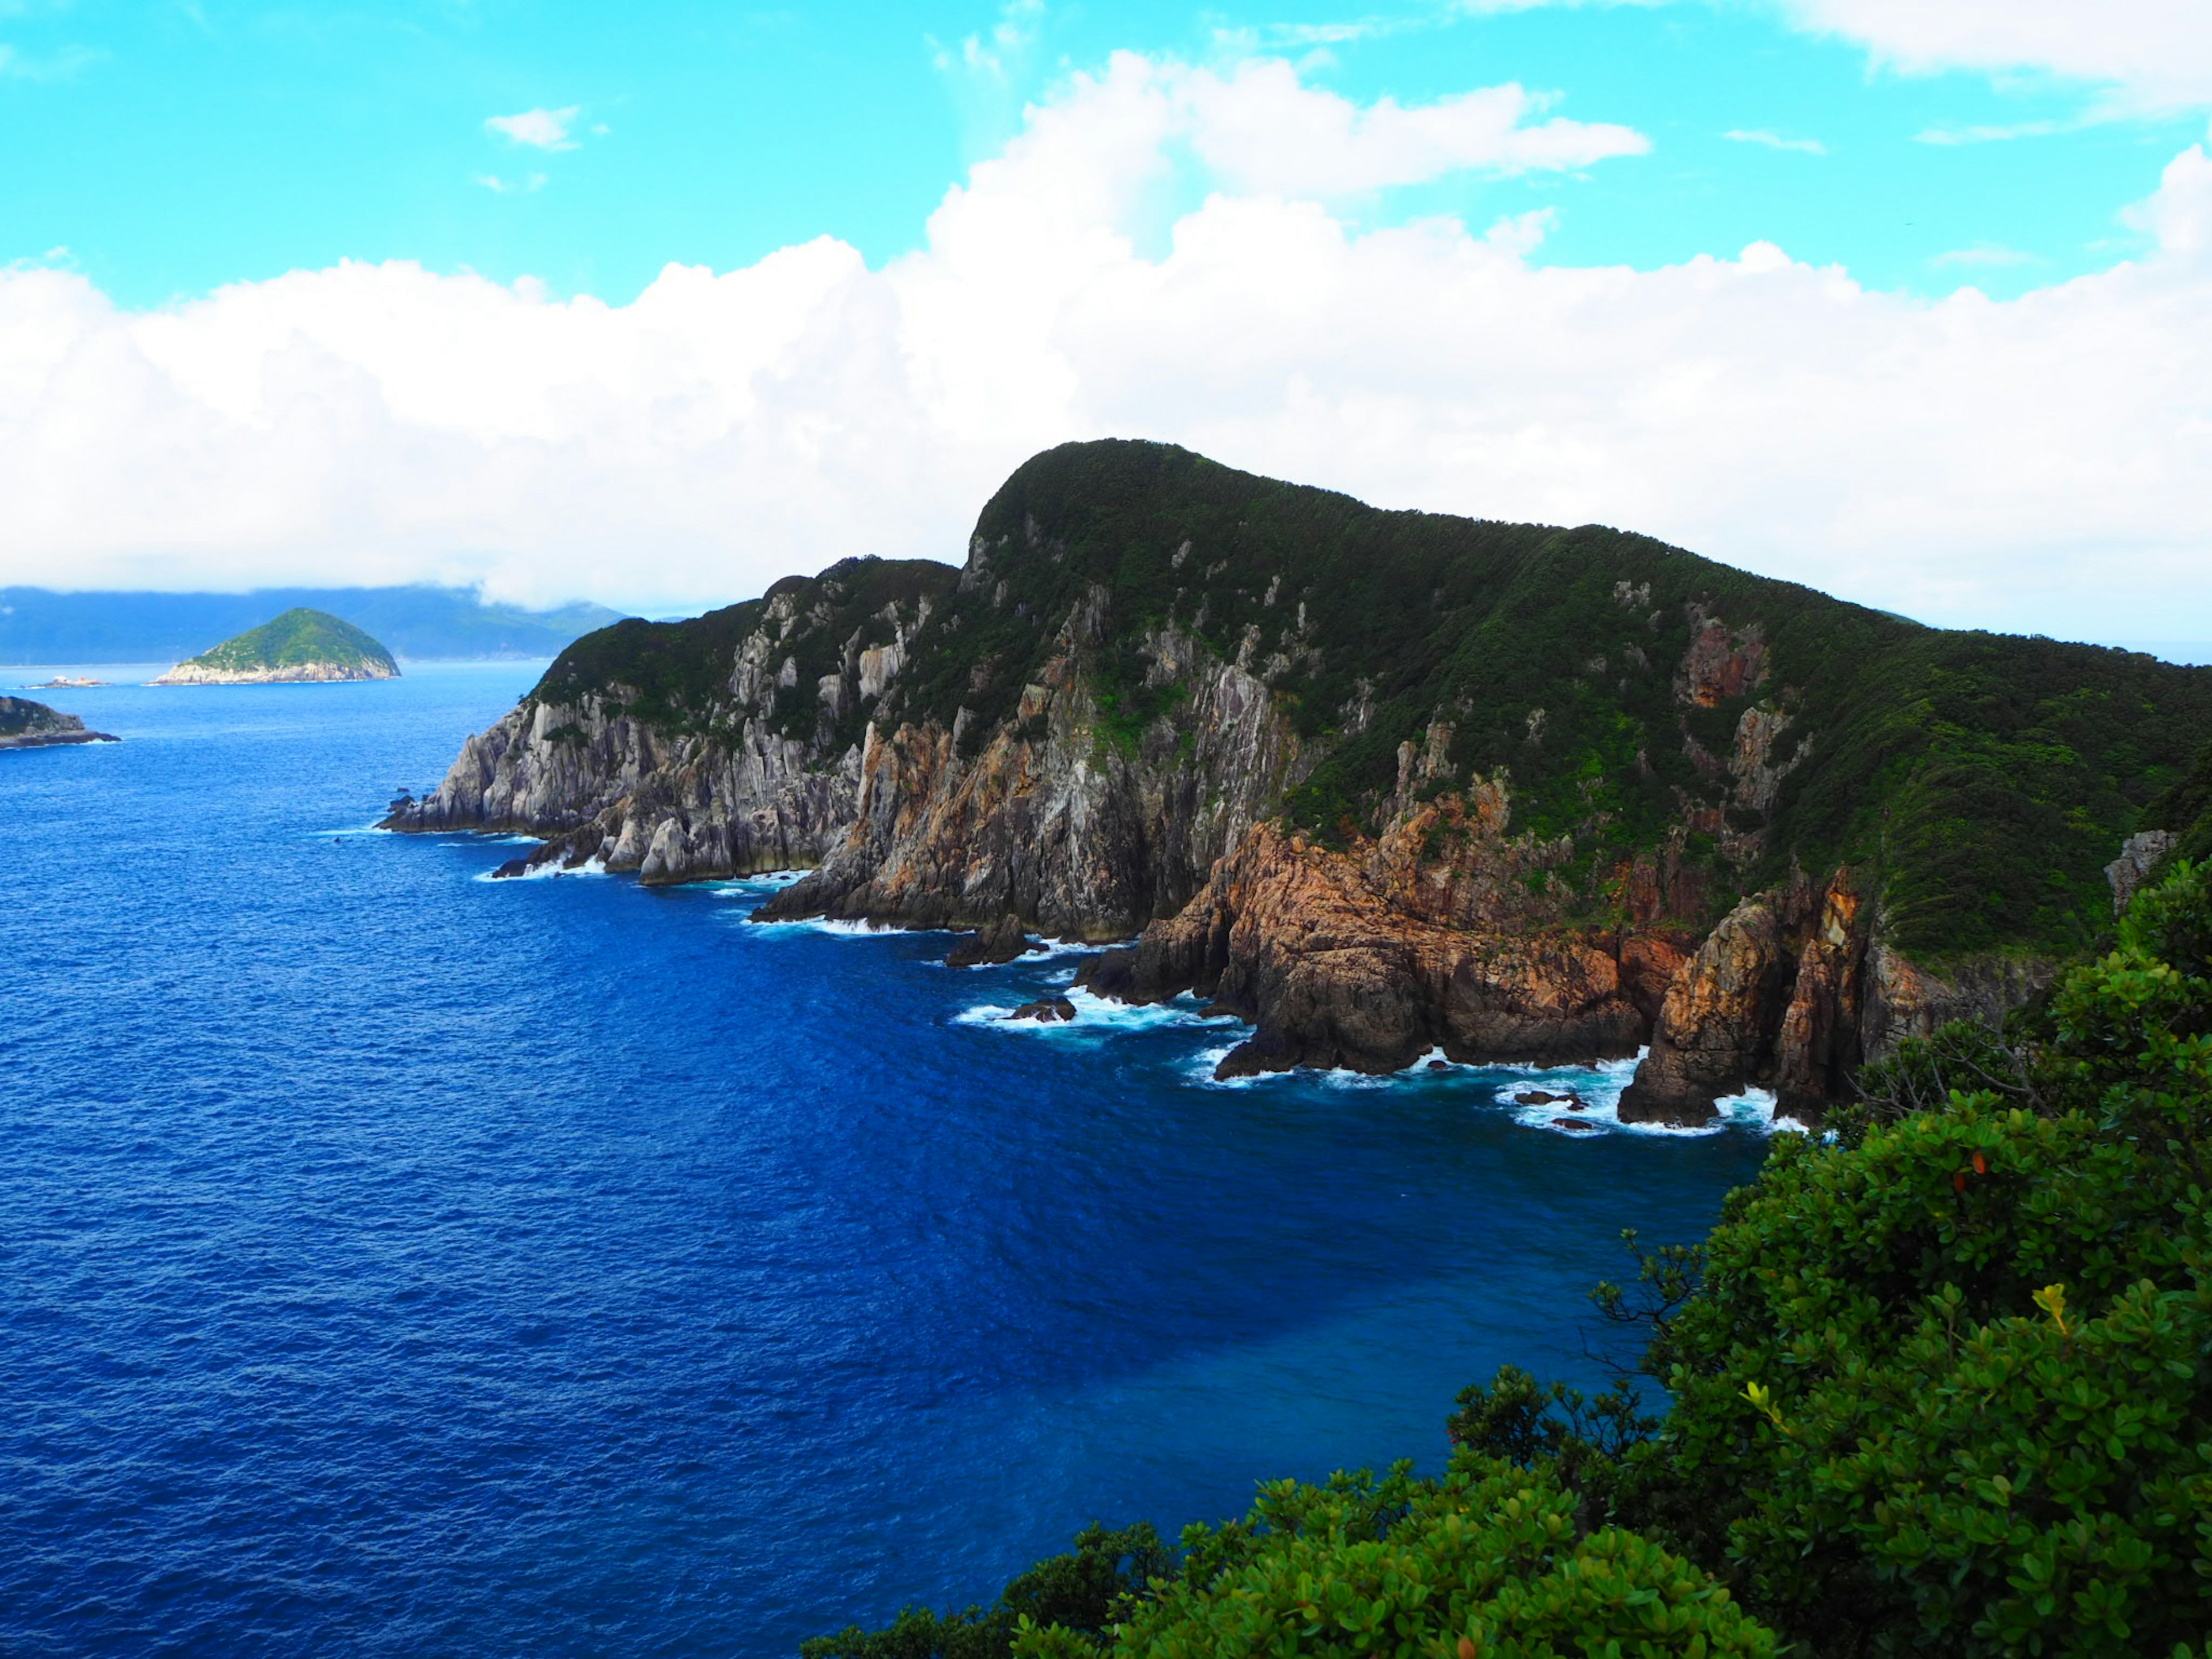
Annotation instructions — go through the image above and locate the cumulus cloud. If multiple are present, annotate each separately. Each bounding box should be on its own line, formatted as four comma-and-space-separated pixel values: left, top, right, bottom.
1176, 58, 1649, 191
1722, 128, 1827, 154
484, 105, 581, 150
0, 56, 2208, 642
1777, 0, 2212, 112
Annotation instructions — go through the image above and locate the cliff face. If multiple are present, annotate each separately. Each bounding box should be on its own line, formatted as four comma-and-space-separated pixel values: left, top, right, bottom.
389, 565, 951, 882
389, 440, 2212, 1120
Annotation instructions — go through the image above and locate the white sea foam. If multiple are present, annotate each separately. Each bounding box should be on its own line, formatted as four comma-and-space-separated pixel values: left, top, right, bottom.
707, 870, 808, 897
744, 914, 908, 937
957, 986, 1239, 1041
472, 855, 607, 884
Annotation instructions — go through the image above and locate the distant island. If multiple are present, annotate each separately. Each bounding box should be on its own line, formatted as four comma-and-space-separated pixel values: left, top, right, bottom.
0, 584, 626, 665
152, 608, 399, 685
21, 675, 108, 690
0, 694, 117, 749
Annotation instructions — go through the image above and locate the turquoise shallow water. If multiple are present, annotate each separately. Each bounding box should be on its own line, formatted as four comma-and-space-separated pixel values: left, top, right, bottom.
1, 664, 1775, 1657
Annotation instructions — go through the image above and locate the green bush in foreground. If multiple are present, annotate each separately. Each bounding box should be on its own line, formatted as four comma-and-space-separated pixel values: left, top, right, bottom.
813, 862, 2212, 1659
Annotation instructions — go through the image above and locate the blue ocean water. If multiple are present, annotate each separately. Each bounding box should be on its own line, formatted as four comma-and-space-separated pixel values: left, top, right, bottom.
2, 665, 1778, 1658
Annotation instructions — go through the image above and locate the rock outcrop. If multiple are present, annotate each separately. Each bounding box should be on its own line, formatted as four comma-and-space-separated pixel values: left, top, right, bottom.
386, 440, 2212, 1120
0, 695, 117, 749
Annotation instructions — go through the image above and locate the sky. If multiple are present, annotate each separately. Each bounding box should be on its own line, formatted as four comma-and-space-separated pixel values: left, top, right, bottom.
0, 1, 2209, 644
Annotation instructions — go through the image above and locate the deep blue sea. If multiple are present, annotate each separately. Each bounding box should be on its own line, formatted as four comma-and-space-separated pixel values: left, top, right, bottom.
2, 664, 1781, 1658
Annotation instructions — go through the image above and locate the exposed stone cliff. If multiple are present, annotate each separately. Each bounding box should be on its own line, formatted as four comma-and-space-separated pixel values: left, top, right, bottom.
387, 440, 2212, 1120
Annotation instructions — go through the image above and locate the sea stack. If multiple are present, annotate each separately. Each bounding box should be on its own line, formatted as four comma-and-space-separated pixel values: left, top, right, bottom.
0, 695, 118, 749
151, 608, 400, 685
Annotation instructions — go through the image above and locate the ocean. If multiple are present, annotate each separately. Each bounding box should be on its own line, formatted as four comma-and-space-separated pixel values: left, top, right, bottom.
2, 664, 1778, 1657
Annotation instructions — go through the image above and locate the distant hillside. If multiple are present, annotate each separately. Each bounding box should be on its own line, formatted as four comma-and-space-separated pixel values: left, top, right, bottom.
0, 586, 626, 664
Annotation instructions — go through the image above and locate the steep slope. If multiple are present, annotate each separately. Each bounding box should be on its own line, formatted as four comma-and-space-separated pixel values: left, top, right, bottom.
152, 608, 400, 685
388, 440, 2212, 1119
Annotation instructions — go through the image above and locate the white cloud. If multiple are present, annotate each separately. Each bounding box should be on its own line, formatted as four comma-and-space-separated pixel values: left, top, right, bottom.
932, 0, 1044, 84
1915, 117, 2085, 146
1722, 127, 1827, 154
475, 172, 548, 195
1931, 241, 2041, 267
484, 105, 581, 150
1175, 57, 1649, 192
1775, 0, 2212, 112
0, 56, 2208, 643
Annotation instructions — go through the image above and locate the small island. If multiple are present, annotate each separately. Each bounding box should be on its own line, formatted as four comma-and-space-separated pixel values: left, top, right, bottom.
150, 608, 400, 685
22, 675, 109, 690
0, 695, 118, 749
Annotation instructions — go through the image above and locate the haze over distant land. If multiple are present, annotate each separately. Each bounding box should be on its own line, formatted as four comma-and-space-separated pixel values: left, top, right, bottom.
0, 588, 624, 666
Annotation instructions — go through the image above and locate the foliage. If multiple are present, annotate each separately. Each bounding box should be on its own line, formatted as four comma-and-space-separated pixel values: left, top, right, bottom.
1588, 859, 2212, 1655
1050, 1459, 1775, 1659
184, 606, 397, 674
2147, 741, 2212, 867
800, 1523, 1172, 1659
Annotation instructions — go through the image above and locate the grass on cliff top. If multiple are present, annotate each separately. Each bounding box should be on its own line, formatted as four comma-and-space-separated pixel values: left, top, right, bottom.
184, 607, 399, 675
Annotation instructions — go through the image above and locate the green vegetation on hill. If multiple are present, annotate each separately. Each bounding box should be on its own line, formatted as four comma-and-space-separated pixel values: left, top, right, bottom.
184, 607, 398, 675
2149, 741, 2212, 866
809, 859, 2212, 1658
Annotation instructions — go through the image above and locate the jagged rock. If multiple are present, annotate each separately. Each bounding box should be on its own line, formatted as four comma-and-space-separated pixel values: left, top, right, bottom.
1514, 1089, 1586, 1108
947, 914, 1043, 968
1006, 997, 1077, 1023
2107, 831, 2178, 915
1088, 824, 1657, 1081
1619, 875, 1819, 1126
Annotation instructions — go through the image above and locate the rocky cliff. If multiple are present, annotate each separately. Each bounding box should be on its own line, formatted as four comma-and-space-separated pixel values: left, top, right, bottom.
0, 695, 117, 749
387, 440, 2212, 1120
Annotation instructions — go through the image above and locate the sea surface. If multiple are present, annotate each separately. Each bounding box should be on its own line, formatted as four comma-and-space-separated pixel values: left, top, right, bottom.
2, 664, 1781, 1658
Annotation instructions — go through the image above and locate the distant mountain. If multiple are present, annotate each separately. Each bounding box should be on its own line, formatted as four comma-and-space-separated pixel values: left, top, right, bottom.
0, 586, 626, 665
150, 608, 400, 685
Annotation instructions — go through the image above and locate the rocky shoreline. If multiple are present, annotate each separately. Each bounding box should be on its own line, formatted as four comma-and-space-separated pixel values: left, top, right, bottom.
150, 659, 397, 685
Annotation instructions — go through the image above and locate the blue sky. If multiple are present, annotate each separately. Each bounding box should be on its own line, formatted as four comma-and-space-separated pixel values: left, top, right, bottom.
4, 1, 2200, 307
0, 1, 2207, 640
